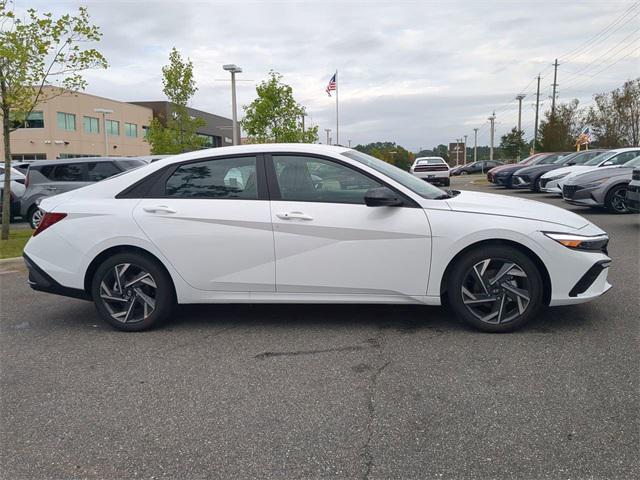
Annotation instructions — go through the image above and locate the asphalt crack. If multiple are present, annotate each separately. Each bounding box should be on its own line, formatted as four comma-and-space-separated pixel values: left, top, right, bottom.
254, 345, 365, 360
362, 359, 391, 480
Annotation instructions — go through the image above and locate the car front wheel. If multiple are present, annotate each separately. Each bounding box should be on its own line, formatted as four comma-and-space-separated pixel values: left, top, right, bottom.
604, 184, 629, 213
446, 245, 544, 332
91, 252, 175, 331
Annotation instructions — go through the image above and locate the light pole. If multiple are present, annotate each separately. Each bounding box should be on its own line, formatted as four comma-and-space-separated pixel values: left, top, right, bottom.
473, 128, 478, 163
325, 128, 331, 145
463, 134, 468, 165
94, 108, 113, 157
223, 64, 242, 145
516, 94, 525, 161
488, 111, 496, 161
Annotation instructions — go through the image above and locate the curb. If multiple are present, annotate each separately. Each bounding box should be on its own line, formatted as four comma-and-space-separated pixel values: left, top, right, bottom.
0, 256, 23, 266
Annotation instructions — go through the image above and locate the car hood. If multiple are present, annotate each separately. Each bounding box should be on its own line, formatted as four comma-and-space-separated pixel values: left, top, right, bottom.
541, 165, 597, 178
564, 165, 634, 185
444, 190, 589, 229
515, 164, 561, 176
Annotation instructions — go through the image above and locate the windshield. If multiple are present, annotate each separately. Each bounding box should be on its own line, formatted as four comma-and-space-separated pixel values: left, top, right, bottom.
584, 151, 618, 166
567, 151, 604, 165
343, 150, 446, 199
554, 152, 578, 164
537, 154, 563, 165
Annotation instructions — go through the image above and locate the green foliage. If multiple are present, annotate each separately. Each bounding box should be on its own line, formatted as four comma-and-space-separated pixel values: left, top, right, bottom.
146, 48, 207, 154
538, 99, 582, 152
354, 142, 414, 171
0, 0, 107, 240
586, 78, 640, 148
431, 144, 449, 162
499, 127, 528, 159
241, 71, 318, 144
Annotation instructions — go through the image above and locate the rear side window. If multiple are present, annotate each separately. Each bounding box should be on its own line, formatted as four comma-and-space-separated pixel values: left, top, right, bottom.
87, 162, 121, 181
164, 156, 258, 199
38, 163, 85, 181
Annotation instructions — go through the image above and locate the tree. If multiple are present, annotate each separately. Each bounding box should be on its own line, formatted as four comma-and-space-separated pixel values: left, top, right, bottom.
146, 48, 207, 154
499, 127, 527, 160
586, 78, 640, 148
538, 99, 582, 152
431, 144, 449, 162
0, 0, 107, 239
241, 71, 318, 143
354, 142, 414, 171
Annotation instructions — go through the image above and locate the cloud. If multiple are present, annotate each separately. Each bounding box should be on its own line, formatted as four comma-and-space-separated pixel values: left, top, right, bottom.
21, 0, 640, 150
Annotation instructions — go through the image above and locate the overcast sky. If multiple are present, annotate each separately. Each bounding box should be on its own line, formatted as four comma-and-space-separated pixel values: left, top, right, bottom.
19, 0, 640, 150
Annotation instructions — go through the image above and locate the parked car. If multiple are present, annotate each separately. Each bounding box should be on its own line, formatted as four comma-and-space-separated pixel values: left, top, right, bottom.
24, 144, 611, 334
512, 149, 608, 192
626, 167, 640, 213
451, 160, 503, 176
20, 157, 147, 229
540, 147, 640, 195
0, 166, 27, 184
491, 152, 569, 188
562, 156, 640, 213
486, 153, 546, 183
0, 180, 26, 221
409, 157, 450, 186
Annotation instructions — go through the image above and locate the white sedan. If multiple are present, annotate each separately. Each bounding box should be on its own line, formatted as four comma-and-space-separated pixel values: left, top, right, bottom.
24, 144, 612, 333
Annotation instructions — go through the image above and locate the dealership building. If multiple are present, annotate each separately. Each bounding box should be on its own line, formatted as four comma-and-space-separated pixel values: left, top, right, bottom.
2, 87, 233, 161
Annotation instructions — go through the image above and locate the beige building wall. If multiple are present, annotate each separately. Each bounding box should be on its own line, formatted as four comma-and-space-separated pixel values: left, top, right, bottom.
1, 87, 153, 160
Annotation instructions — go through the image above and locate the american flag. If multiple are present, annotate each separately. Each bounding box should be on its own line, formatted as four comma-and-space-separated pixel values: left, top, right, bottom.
577, 126, 592, 145
326, 73, 336, 96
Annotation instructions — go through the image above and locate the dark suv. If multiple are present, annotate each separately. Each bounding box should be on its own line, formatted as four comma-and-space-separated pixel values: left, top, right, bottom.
20, 157, 146, 228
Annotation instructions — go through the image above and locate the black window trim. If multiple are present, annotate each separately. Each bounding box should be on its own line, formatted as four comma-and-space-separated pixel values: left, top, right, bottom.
117, 153, 268, 201
264, 152, 420, 208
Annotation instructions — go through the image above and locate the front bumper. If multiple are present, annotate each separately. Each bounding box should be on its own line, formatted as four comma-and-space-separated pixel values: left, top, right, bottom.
626, 184, 640, 212
562, 184, 604, 207
540, 177, 563, 194
511, 174, 532, 189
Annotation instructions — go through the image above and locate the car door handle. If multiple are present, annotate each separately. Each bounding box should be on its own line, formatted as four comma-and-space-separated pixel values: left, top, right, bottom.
276, 211, 314, 221
143, 205, 176, 214
45, 186, 57, 191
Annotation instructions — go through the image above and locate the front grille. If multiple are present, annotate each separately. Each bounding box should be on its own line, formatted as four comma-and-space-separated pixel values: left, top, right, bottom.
563, 184, 582, 199
414, 165, 448, 172
633, 169, 640, 181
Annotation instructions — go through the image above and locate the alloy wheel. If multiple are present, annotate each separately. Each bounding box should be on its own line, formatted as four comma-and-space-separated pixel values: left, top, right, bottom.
460, 258, 531, 325
99, 263, 157, 324
31, 208, 44, 229
609, 187, 628, 213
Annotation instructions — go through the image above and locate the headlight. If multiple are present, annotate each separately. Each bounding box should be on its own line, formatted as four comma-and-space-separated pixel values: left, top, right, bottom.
543, 232, 609, 253
547, 172, 569, 181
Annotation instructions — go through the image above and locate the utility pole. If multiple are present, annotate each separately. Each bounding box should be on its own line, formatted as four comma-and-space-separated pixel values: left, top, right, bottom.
551, 59, 559, 117
463, 134, 468, 165
473, 128, 478, 163
348, 139, 352, 148
488, 112, 496, 161
455, 138, 461, 166
325, 128, 331, 145
533, 74, 541, 153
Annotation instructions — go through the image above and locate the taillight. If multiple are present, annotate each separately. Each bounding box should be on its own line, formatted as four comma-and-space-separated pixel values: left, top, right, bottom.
33, 212, 67, 236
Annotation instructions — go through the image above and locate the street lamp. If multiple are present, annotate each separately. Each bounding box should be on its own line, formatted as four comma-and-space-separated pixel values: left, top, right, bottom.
223, 64, 242, 145
94, 108, 113, 157
324, 128, 331, 145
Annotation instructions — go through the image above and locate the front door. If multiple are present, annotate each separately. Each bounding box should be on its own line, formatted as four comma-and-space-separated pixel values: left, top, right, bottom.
133, 155, 275, 292
268, 154, 432, 296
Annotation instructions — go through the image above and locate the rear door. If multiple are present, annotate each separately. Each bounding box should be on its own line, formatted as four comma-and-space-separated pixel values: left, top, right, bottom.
267, 153, 431, 296
133, 154, 275, 292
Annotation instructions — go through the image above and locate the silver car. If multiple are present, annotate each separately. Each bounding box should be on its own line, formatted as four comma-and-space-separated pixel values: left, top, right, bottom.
20, 157, 146, 228
562, 156, 640, 213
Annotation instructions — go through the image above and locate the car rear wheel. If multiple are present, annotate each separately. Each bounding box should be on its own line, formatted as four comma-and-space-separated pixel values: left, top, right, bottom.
604, 184, 629, 214
91, 252, 175, 331
460, 171, 468, 176
29, 206, 44, 229
446, 245, 544, 332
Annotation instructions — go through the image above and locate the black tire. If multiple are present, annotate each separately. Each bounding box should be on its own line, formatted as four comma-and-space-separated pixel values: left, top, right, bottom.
28, 206, 44, 229
91, 252, 175, 332
443, 178, 451, 187
446, 245, 544, 333
604, 184, 629, 214
532, 176, 541, 193
460, 171, 468, 176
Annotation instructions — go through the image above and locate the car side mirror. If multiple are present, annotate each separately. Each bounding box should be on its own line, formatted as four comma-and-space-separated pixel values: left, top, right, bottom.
602, 161, 613, 166
364, 187, 403, 207
567, 161, 575, 165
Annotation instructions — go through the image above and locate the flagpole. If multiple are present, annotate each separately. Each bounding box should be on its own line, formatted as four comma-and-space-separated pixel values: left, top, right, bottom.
335, 70, 339, 146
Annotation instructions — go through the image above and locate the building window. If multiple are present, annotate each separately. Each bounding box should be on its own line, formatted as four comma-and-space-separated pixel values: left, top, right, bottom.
58, 153, 100, 159
125, 122, 137, 137
9, 111, 45, 129
57, 112, 76, 131
10, 153, 47, 161
83, 116, 100, 134
106, 119, 119, 136
197, 133, 221, 147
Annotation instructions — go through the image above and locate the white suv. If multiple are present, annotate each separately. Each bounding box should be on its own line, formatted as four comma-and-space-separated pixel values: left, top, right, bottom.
409, 157, 450, 186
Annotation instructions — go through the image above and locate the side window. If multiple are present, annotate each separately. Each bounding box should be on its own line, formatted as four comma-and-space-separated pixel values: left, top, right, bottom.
273, 155, 382, 204
611, 152, 639, 165
165, 156, 258, 199
87, 162, 121, 181
52, 164, 85, 182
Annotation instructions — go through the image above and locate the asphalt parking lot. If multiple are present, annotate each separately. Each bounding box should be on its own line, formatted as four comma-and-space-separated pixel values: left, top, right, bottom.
1, 176, 638, 480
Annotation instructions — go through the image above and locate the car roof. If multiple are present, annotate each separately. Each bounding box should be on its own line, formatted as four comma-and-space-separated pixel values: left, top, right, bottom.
28, 157, 143, 168
609, 147, 640, 153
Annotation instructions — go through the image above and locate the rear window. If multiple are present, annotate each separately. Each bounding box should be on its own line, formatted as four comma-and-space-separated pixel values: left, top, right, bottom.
117, 159, 147, 170
38, 163, 85, 182
87, 162, 121, 181
416, 158, 445, 165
